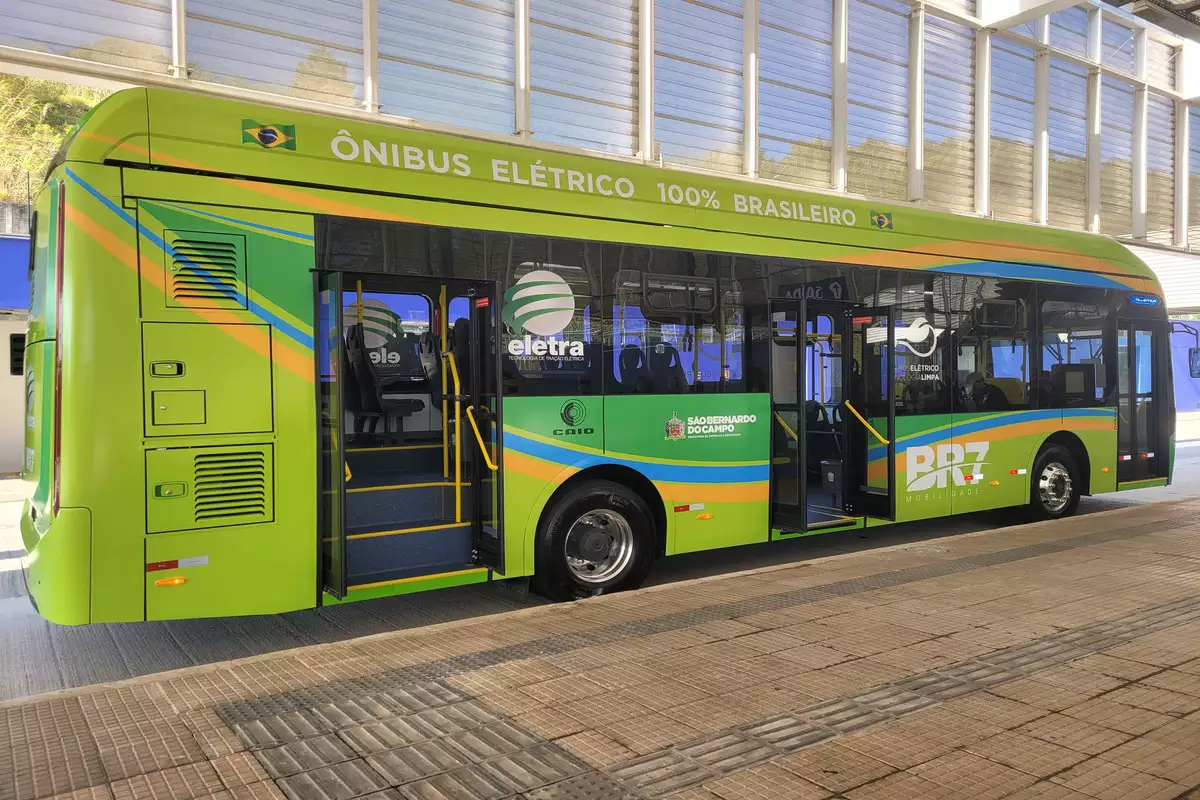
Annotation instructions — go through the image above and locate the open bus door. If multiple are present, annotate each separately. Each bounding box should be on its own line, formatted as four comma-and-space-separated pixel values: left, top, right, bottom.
467, 290, 503, 571
847, 307, 896, 519
316, 271, 347, 598
316, 273, 502, 599
769, 299, 894, 533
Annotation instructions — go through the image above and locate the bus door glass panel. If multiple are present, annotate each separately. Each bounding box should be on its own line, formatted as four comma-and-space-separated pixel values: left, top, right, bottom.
768, 301, 804, 530
468, 289, 503, 571
1117, 322, 1159, 481
317, 272, 346, 598
342, 290, 435, 437
849, 308, 895, 518
803, 308, 846, 522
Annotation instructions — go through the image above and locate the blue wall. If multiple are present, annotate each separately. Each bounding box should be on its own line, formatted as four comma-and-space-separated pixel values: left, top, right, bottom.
0, 237, 30, 312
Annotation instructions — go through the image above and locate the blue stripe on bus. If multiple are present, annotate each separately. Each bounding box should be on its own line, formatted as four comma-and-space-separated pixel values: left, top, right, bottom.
66, 168, 315, 351
505, 431, 769, 484
928, 262, 1130, 289
868, 408, 1116, 460
156, 201, 315, 241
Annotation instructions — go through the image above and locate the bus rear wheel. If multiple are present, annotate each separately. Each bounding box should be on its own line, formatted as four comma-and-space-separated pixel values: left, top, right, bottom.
533, 480, 655, 601
1029, 445, 1081, 520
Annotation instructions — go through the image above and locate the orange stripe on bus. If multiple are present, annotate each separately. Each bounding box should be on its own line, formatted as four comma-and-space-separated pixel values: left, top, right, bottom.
69, 205, 312, 380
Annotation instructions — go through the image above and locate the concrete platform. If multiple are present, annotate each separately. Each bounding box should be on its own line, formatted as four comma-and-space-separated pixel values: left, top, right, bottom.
5, 500, 1200, 800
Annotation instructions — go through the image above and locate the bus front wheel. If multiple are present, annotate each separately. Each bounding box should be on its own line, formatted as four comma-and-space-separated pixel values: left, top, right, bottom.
533, 480, 655, 601
1029, 445, 1081, 520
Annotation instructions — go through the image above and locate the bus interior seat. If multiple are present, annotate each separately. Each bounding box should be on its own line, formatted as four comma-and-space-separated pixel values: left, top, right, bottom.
990, 377, 1026, 406
619, 346, 653, 392
346, 323, 423, 440
650, 344, 688, 393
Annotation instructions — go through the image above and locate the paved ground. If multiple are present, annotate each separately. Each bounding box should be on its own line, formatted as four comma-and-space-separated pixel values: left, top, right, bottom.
4, 488, 1200, 799
1, 444, 1198, 704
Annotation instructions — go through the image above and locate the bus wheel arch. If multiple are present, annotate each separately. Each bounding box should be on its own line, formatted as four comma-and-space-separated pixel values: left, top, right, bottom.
1037, 431, 1092, 496
530, 465, 664, 601
1028, 433, 1088, 520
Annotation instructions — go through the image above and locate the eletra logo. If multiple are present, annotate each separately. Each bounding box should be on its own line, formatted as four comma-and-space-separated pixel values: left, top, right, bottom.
503, 269, 585, 360
502, 270, 576, 336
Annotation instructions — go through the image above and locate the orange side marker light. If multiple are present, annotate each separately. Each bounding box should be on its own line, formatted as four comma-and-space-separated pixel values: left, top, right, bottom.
154, 576, 187, 587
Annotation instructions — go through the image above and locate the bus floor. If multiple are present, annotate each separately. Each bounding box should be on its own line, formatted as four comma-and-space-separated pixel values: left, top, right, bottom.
0, 445, 1198, 702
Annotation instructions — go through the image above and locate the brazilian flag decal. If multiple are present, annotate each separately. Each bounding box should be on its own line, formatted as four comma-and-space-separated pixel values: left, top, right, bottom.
870, 210, 894, 231
242, 120, 296, 150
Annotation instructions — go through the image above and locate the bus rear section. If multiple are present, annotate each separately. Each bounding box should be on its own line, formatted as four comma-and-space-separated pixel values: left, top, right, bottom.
20, 177, 78, 622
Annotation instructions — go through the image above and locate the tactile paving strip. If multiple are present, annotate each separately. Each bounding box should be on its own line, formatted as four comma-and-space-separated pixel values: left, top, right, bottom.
601, 591, 1200, 797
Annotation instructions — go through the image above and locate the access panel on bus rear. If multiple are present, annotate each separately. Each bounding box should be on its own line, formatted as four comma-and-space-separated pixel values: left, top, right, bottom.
133, 199, 317, 619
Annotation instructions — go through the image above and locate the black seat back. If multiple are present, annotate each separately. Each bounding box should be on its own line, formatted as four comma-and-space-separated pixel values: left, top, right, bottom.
619, 346, 652, 392
650, 343, 688, 393
345, 322, 383, 413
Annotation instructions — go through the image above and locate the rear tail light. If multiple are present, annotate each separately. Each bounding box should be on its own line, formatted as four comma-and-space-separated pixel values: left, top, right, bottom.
52, 186, 64, 516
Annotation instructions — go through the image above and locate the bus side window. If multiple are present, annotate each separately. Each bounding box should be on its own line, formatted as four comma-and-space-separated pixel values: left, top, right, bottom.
1039, 288, 1111, 408
609, 248, 730, 395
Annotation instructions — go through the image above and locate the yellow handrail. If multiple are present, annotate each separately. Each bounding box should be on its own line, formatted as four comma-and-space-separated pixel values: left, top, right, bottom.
843, 400, 889, 445
465, 406, 499, 472
446, 351, 462, 396
447, 352, 462, 522
773, 411, 799, 441
439, 285, 448, 480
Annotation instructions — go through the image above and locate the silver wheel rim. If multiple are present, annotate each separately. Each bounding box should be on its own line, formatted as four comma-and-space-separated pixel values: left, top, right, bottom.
1038, 462, 1073, 513
564, 509, 634, 585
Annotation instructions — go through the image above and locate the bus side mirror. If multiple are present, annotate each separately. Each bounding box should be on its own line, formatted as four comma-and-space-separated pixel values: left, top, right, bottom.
1190, 348, 1200, 379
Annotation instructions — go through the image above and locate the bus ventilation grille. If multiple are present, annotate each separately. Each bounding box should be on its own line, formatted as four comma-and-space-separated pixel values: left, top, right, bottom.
168, 234, 247, 310
193, 450, 268, 524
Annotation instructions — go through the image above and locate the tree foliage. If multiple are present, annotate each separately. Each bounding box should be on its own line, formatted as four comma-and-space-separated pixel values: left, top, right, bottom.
0, 75, 108, 202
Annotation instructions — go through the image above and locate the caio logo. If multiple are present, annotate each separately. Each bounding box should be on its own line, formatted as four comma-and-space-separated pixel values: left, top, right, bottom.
554, 399, 593, 437
906, 441, 990, 491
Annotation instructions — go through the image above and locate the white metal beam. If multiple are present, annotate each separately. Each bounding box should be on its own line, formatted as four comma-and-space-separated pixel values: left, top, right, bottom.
1032, 17, 1050, 226
832, 0, 849, 192
169, 0, 188, 79
361, 0, 380, 113
514, 0, 531, 139
1133, 27, 1148, 238
743, 0, 759, 177
909, 3, 926, 202
1085, 7, 1101, 233
979, 0, 1079, 34
975, 27, 991, 216
638, 0, 655, 161
1175, 98, 1189, 248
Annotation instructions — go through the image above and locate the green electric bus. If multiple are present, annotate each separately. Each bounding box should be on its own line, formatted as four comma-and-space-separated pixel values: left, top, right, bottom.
22, 87, 1179, 625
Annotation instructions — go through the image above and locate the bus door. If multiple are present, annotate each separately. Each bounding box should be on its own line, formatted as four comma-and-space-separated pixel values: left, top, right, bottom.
316, 273, 501, 599
1116, 317, 1168, 484
769, 298, 859, 532
846, 307, 896, 519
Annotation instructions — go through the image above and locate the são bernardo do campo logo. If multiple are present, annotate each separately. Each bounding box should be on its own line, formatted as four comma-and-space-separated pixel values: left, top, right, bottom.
502, 269, 585, 360
664, 410, 757, 440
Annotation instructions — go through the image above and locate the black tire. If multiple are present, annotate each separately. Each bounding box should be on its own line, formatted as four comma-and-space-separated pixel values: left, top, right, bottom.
1028, 444, 1082, 520
531, 479, 656, 602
